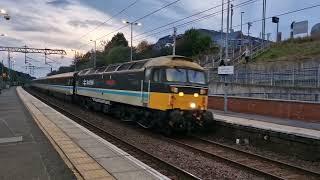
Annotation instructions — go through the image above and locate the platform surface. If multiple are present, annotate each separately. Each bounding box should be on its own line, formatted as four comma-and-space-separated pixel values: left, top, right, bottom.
211, 110, 320, 140
17, 87, 169, 180
0, 87, 76, 180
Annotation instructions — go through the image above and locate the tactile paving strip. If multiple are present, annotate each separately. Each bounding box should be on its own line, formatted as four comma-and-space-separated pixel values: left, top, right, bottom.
17, 87, 114, 180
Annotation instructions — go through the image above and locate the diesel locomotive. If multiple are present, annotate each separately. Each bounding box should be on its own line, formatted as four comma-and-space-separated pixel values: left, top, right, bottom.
31, 55, 214, 134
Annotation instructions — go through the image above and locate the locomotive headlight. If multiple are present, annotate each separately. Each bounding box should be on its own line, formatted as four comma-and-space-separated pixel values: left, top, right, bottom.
190, 102, 196, 109
194, 93, 199, 97
171, 87, 179, 93
178, 92, 184, 97
200, 89, 207, 95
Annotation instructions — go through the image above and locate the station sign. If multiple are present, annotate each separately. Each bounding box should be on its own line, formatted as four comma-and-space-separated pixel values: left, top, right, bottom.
218, 66, 234, 75
293, 21, 308, 35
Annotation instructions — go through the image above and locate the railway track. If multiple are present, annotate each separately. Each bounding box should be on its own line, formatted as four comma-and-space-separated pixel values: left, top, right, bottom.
27, 89, 200, 180
167, 136, 320, 180
27, 88, 320, 180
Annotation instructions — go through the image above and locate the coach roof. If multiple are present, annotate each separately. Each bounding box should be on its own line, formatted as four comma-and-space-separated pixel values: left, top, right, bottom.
36, 72, 74, 80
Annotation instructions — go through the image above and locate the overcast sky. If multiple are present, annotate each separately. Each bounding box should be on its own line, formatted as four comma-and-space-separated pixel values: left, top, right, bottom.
0, 0, 319, 77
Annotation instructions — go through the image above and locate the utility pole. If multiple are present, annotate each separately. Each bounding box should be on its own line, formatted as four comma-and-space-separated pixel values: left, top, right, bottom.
262, 0, 267, 44
173, 27, 177, 56
94, 40, 96, 68
230, 4, 234, 32
44, 52, 47, 64
276, 21, 279, 41
24, 45, 27, 64
240, 12, 244, 51
71, 49, 77, 71
219, 0, 224, 64
130, 23, 133, 61
7, 50, 11, 82
225, 0, 230, 63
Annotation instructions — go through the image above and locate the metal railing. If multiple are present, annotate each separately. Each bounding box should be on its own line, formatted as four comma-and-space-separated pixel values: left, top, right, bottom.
211, 92, 320, 103
210, 66, 320, 88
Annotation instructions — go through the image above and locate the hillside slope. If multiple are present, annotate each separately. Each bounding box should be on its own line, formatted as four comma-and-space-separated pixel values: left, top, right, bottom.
254, 36, 320, 62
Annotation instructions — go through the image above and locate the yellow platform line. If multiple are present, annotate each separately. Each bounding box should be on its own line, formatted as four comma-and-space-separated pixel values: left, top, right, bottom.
17, 87, 114, 180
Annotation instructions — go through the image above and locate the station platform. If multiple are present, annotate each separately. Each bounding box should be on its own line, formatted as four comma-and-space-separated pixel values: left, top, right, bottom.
210, 109, 320, 140
0, 87, 76, 180
16, 86, 168, 180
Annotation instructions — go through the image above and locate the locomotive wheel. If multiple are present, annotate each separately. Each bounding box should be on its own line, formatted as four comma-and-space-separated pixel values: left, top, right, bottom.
202, 111, 215, 131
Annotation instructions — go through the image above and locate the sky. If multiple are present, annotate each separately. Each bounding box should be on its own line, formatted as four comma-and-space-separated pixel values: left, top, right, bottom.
0, 0, 319, 77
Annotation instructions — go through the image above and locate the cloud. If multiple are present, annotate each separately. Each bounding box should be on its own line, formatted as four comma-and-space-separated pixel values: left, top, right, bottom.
0, 37, 24, 47
68, 19, 112, 28
46, 0, 72, 8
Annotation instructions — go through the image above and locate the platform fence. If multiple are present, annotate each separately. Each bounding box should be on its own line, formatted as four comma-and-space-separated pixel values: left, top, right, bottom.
208, 66, 320, 88
211, 92, 320, 103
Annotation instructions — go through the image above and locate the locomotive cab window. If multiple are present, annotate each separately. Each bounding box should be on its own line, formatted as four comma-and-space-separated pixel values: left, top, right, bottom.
188, 70, 206, 84
153, 69, 161, 82
166, 68, 187, 82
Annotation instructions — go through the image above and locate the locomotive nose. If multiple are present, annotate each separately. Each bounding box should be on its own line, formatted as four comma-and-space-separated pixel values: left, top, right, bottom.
170, 92, 207, 110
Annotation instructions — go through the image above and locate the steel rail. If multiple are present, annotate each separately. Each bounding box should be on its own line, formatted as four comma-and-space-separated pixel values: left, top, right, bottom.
166, 136, 320, 180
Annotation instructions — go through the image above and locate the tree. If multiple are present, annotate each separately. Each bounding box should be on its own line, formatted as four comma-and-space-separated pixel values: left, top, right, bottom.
176, 28, 213, 58
136, 40, 150, 53
105, 46, 130, 64
104, 33, 128, 53
135, 40, 156, 59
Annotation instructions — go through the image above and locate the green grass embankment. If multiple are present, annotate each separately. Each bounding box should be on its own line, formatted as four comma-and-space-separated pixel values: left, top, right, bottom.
254, 35, 320, 62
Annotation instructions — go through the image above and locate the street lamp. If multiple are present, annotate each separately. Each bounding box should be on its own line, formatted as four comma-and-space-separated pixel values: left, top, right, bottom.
122, 20, 142, 61
71, 49, 77, 71
0, 9, 6, 14
0, 9, 10, 20
90, 40, 96, 68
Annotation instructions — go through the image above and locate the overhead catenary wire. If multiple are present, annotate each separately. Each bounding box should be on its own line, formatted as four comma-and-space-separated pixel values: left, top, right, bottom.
134, 0, 236, 39
232, 3, 320, 29
134, 0, 259, 42
77, 0, 181, 50
95, 0, 181, 41
134, 1, 320, 43
77, 0, 139, 41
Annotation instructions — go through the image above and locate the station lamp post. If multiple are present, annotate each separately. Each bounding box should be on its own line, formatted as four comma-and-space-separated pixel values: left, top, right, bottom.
272, 16, 280, 42
0, 9, 10, 20
122, 20, 142, 61
71, 49, 77, 71
90, 40, 97, 68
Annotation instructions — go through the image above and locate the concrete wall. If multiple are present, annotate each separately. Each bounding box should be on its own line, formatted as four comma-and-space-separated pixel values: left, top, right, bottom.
208, 96, 320, 122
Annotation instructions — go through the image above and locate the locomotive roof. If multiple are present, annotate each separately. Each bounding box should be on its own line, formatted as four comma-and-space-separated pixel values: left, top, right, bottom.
145, 56, 203, 70
36, 56, 204, 80
77, 55, 204, 76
